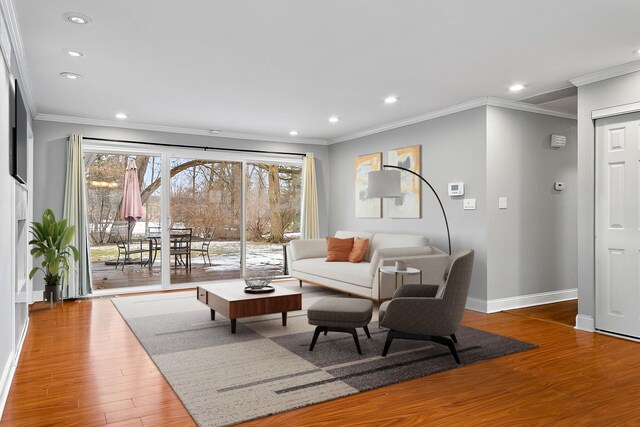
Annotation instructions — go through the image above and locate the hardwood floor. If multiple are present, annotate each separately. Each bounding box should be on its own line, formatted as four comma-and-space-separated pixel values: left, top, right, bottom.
2, 296, 638, 426
505, 299, 578, 327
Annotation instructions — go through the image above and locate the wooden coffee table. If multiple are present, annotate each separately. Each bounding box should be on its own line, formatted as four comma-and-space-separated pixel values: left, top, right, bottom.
196, 281, 302, 333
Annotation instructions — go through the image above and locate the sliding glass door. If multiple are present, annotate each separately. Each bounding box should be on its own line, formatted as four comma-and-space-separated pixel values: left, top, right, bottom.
85, 152, 162, 291
245, 162, 302, 277
83, 141, 302, 292
169, 157, 242, 284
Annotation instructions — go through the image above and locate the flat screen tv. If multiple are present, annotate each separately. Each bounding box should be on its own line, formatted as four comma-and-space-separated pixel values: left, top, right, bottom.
10, 79, 27, 184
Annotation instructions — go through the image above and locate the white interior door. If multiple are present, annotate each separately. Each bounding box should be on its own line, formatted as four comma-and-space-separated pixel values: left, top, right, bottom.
595, 112, 640, 338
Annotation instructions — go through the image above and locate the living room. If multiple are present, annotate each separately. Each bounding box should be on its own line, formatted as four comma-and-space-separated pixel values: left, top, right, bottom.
1, 1, 640, 426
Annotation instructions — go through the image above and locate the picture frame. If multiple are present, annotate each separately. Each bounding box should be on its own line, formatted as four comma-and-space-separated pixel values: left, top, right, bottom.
387, 145, 421, 218
354, 152, 382, 218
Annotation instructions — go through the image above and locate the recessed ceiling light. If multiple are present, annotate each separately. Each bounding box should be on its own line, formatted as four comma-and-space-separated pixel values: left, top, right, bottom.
65, 49, 84, 57
634, 48, 640, 55
115, 113, 128, 119
509, 83, 525, 92
60, 72, 82, 80
210, 130, 221, 134
384, 96, 398, 104
64, 13, 93, 25
289, 130, 299, 136
328, 116, 340, 123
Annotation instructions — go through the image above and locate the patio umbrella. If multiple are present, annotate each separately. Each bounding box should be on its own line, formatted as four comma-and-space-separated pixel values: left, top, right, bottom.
120, 158, 143, 259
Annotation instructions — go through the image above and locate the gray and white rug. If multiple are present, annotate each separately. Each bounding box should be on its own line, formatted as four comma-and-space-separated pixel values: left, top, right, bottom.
112, 282, 536, 426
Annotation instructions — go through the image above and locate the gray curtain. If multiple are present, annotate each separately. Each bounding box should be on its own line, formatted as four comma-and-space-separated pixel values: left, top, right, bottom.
62, 133, 92, 297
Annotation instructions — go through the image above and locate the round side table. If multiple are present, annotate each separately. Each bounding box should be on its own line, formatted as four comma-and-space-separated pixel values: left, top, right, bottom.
377, 266, 422, 301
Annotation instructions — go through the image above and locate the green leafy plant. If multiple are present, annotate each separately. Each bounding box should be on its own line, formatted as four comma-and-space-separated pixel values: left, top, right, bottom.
28, 209, 79, 288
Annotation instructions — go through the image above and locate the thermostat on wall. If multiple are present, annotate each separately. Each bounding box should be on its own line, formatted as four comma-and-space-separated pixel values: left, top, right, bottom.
448, 182, 464, 196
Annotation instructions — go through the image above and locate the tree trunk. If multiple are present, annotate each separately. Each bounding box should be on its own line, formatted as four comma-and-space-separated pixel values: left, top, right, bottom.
268, 164, 284, 242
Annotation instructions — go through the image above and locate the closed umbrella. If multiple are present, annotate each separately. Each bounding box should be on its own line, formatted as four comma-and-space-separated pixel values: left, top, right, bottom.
121, 158, 143, 259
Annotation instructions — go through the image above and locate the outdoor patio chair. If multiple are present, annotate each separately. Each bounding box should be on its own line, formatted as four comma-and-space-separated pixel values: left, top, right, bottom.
147, 226, 161, 266
191, 232, 213, 266
114, 228, 150, 271
170, 228, 192, 270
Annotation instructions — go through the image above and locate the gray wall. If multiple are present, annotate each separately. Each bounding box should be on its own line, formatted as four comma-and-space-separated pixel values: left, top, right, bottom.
576, 70, 640, 324
486, 106, 577, 300
32, 120, 330, 291
328, 107, 488, 300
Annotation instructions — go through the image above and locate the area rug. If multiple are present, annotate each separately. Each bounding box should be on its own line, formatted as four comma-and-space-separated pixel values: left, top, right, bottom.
112, 282, 536, 426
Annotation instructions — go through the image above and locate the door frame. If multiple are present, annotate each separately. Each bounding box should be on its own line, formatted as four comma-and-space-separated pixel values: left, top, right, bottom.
593, 110, 640, 338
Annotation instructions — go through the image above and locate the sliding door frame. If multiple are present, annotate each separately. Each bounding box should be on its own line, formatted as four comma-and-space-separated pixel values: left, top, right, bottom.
83, 139, 303, 291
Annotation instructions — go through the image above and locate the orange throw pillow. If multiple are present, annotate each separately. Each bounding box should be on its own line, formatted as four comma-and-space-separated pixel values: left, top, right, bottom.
326, 237, 354, 262
349, 237, 369, 263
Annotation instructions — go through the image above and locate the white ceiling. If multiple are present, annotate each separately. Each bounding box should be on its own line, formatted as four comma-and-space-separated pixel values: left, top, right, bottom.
11, 0, 640, 143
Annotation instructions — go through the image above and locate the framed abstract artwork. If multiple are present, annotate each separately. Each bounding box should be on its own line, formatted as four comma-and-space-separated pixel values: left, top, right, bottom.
387, 145, 421, 218
354, 152, 382, 218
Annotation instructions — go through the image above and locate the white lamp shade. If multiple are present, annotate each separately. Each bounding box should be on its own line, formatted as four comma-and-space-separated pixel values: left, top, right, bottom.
367, 170, 402, 198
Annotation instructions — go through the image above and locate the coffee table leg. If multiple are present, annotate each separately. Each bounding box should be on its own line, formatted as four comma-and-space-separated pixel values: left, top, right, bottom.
210, 309, 215, 321
282, 312, 287, 326
231, 319, 237, 334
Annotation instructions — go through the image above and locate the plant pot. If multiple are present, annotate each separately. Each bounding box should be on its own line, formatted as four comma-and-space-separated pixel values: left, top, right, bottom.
44, 284, 62, 302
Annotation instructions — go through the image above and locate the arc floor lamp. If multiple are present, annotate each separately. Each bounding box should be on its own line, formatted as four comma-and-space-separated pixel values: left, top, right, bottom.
368, 165, 451, 255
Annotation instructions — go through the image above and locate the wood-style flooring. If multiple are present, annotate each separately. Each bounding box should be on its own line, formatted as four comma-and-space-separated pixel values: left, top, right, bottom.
2, 295, 638, 426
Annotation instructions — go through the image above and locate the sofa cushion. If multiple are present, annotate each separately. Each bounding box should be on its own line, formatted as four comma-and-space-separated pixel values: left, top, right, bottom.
292, 258, 374, 288
368, 233, 429, 262
290, 239, 327, 260
348, 237, 369, 263
335, 231, 375, 260
326, 237, 354, 262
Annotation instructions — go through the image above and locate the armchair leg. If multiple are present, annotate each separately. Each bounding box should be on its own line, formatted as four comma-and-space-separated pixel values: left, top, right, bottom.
432, 336, 461, 364
382, 331, 396, 357
381, 331, 461, 364
451, 333, 458, 343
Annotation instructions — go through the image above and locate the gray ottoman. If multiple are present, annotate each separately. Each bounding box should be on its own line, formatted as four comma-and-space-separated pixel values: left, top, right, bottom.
307, 297, 373, 354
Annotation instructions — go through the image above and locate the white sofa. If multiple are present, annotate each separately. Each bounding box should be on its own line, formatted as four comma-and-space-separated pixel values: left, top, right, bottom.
287, 231, 450, 300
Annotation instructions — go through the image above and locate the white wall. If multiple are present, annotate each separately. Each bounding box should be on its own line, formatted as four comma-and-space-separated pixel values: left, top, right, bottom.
328, 107, 489, 300
575, 70, 640, 329
487, 106, 577, 301
0, 44, 14, 419
32, 120, 330, 292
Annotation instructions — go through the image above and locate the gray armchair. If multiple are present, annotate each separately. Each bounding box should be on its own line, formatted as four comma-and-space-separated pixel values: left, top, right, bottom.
379, 249, 474, 363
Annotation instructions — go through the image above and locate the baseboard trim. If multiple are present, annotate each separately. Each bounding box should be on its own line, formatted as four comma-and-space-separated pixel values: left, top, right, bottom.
466, 288, 578, 314
465, 297, 488, 313
575, 315, 595, 332
0, 317, 29, 419
0, 349, 16, 420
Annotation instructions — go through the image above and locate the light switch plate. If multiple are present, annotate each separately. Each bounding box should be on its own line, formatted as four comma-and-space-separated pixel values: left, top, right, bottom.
463, 198, 476, 210
498, 197, 508, 209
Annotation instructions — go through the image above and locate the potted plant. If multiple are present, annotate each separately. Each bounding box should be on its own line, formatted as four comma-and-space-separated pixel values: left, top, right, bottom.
28, 209, 79, 302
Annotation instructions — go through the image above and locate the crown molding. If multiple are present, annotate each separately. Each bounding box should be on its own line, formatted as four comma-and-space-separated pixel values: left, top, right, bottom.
329, 98, 488, 144
329, 97, 576, 144
570, 60, 640, 87
0, 0, 37, 119
34, 113, 329, 146
486, 97, 577, 120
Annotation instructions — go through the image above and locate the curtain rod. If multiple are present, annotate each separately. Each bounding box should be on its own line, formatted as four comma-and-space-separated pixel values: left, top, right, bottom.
82, 137, 307, 157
